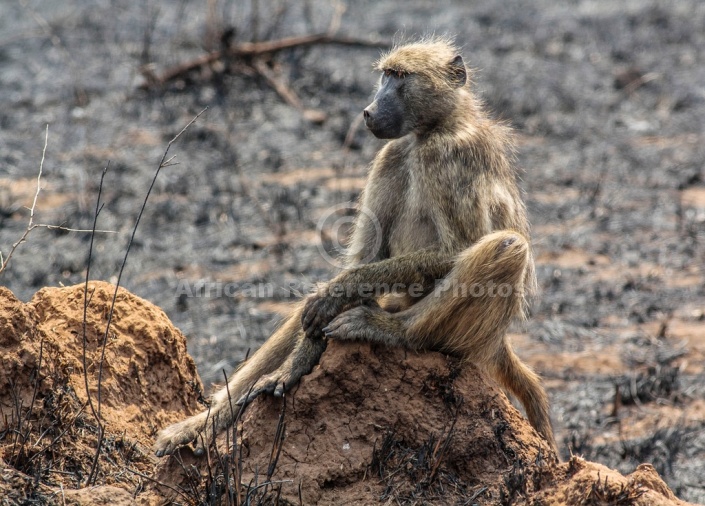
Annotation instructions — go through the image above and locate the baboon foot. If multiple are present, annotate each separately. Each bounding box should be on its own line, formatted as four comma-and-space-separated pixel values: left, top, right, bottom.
323, 306, 372, 340
324, 306, 406, 346
154, 414, 210, 458
236, 364, 296, 406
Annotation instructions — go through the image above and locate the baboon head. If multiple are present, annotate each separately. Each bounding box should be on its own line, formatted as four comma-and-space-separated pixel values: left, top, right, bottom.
363, 38, 468, 139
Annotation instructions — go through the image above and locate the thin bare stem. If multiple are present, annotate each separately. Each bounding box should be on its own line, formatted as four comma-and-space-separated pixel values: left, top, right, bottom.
124, 466, 193, 503
36, 224, 116, 233
83, 164, 109, 486
87, 108, 208, 486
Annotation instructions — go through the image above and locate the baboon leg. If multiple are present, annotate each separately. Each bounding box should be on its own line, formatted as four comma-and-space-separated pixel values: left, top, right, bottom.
154, 304, 306, 457
490, 343, 558, 454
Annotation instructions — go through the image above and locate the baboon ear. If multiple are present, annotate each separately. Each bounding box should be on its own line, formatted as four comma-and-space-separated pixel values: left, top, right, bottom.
449, 55, 467, 88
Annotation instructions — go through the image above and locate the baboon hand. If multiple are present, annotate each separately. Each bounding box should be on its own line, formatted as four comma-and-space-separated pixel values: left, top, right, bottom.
237, 337, 326, 405
302, 291, 348, 339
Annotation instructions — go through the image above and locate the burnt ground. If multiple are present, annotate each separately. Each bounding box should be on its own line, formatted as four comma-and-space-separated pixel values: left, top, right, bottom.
0, 0, 704, 502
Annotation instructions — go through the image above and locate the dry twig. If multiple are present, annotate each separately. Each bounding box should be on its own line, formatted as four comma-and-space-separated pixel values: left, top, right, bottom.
0, 126, 116, 276
0, 125, 48, 274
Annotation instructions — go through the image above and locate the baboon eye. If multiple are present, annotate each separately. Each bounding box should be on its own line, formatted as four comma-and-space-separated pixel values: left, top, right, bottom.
383, 69, 407, 79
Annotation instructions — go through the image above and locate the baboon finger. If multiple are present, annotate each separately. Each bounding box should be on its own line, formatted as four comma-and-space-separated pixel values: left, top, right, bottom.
322, 314, 355, 339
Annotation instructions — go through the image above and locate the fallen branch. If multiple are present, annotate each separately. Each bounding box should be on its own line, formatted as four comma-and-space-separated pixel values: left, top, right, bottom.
141, 33, 386, 90
252, 59, 327, 124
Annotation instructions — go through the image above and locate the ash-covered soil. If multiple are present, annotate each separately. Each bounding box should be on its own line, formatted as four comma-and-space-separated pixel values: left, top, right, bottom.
1, 0, 704, 501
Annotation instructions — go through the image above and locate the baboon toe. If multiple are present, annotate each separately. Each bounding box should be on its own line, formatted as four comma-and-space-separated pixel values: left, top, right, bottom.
241, 356, 313, 403
192, 436, 208, 456
154, 434, 187, 457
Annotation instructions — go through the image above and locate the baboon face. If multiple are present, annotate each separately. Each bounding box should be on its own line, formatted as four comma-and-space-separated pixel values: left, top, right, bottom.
363, 50, 468, 139
363, 70, 411, 139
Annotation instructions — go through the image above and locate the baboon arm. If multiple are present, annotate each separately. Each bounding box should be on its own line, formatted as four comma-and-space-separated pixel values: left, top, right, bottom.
302, 249, 454, 338
345, 202, 388, 267
341, 249, 454, 292
236, 335, 328, 405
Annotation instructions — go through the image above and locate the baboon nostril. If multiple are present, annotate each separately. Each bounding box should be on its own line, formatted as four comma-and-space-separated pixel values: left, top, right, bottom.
363, 109, 370, 120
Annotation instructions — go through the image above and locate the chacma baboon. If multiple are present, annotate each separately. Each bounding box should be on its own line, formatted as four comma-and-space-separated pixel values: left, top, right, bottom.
155, 37, 557, 457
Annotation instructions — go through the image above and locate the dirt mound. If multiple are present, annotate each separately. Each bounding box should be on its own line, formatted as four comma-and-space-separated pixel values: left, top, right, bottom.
1, 284, 696, 505
0, 282, 203, 505
232, 343, 551, 504
157, 342, 695, 506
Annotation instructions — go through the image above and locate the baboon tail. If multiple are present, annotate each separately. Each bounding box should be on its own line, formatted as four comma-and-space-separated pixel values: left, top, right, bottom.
493, 342, 558, 455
